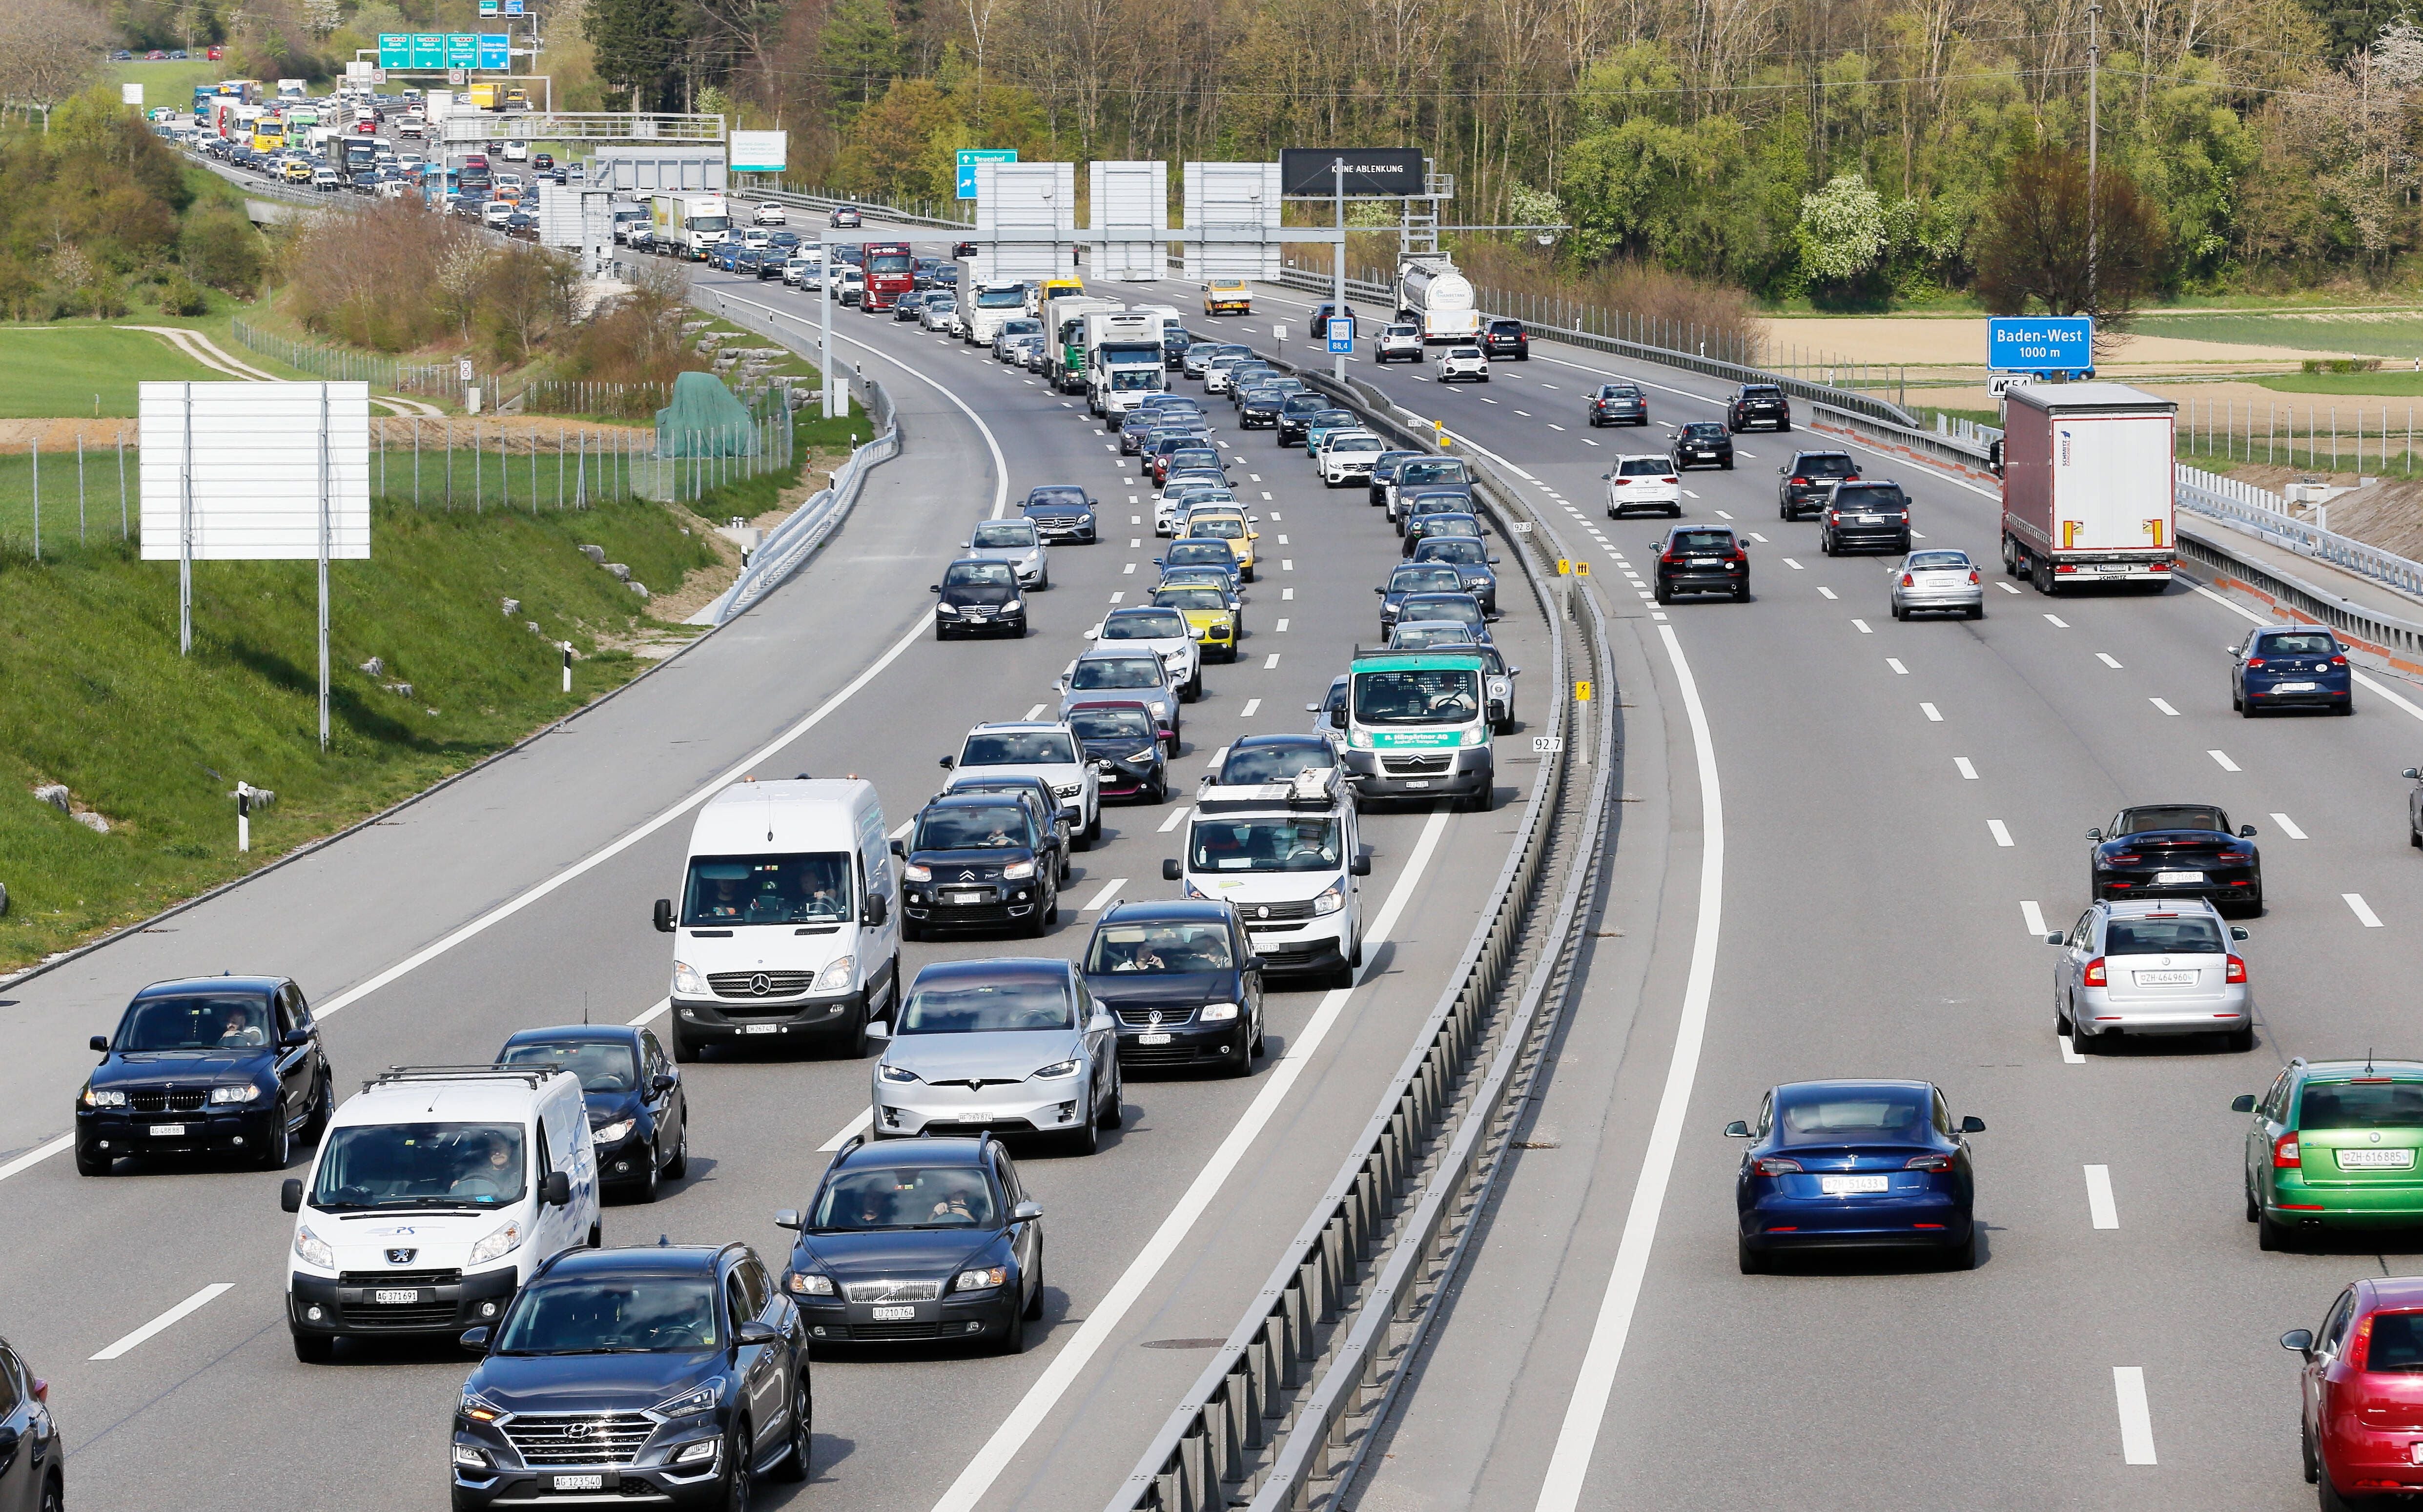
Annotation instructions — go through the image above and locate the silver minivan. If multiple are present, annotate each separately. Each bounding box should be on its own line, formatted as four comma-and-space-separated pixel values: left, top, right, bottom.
2049, 897, 2252, 1052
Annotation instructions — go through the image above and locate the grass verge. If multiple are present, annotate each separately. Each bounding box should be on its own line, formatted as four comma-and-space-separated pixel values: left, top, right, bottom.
0, 327, 225, 418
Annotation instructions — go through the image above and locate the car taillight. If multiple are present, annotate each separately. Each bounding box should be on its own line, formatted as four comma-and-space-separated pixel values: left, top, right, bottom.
1662, 551, 1683, 565
2332, 654, 2349, 666
2353, 1314, 2377, 1370
2245, 657, 2264, 668
2105, 852, 2140, 863
2274, 1132, 2302, 1169
1968, 570, 1980, 584
1901, 573, 1915, 587
1663, 476, 1679, 484
1611, 478, 1630, 486
1905, 1154, 1955, 1173
1751, 1156, 1803, 1176
2226, 955, 2247, 984
2082, 957, 2107, 986
1789, 476, 1808, 485
1725, 549, 1746, 563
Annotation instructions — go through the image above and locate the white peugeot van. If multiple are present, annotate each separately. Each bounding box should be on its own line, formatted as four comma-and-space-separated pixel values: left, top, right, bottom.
1162, 767, 1368, 986
280, 1065, 599, 1363
653, 777, 901, 1062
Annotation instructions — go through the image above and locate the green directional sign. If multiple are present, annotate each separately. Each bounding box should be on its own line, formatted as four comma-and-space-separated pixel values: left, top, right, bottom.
410, 33, 444, 68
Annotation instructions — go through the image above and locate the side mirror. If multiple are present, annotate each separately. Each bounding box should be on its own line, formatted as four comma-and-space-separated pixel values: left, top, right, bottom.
459, 1325, 492, 1354
1011, 1199, 1043, 1222
542, 1170, 572, 1207
2084, 828, 2103, 841
1163, 858, 1181, 881
652, 1073, 678, 1094
1306, 704, 1321, 714
1374, 586, 1386, 594
2045, 932, 2065, 945
1089, 1011, 1115, 1033
2239, 825, 2258, 838
2404, 768, 2420, 780
1488, 556, 1501, 565
775, 1209, 802, 1230
282, 1029, 311, 1049
1352, 855, 1372, 877
1722, 1120, 1752, 1138
889, 839, 906, 858
2231, 926, 2250, 941
281, 1177, 304, 1213
736, 1320, 781, 1345
862, 894, 888, 927
653, 898, 674, 933
865, 1020, 891, 1041
90, 1034, 109, 1053
2282, 1328, 2315, 1354
2224, 643, 2239, 654
1959, 1116, 1987, 1133
2232, 1094, 2259, 1113
938, 755, 955, 770
930, 585, 942, 593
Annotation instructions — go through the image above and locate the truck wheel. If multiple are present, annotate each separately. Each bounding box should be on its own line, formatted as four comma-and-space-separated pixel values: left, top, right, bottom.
2032, 556, 2055, 594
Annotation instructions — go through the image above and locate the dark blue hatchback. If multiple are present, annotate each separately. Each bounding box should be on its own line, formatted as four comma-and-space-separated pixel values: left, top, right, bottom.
2230, 625, 2352, 715
1726, 1079, 1984, 1273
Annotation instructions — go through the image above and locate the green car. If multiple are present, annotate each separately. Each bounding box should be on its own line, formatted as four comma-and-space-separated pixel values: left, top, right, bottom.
2236, 1058, 2423, 1251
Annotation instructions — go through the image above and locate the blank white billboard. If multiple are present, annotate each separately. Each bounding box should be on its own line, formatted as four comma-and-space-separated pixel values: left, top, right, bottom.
1089, 160, 1167, 281
1183, 162, 1281, 281
139, 381, 372, 561
975, 160, 1076, 283
730, 130, 788, 173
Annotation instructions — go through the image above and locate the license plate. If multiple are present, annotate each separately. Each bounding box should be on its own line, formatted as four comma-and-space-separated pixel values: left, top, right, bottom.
373, 1288, 423, 1305
744, 1023, 780, 1035
150, 1124, 185, 1137
1857, 515, 1881, 523
2154, 871, 2204, 884
2134, 970, 2197, 986
2277, 681, 2317, 692
947, 890, 986, 904
871, 1305, 916, 1321
1138, 1033, 1173, 1045
551, 1475, 606, 1492
1404, 779, 1431, 789
1820, 1175, 1889, 1195
2339, 1148, 2417, 1169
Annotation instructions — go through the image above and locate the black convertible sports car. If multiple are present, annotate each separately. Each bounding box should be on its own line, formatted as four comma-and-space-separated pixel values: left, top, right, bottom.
2086, 803, 2262, 916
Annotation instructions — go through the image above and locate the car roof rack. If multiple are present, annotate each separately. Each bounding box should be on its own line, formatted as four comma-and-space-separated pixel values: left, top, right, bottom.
1195, 767, 1344, 814
367, 1064, 557, 1093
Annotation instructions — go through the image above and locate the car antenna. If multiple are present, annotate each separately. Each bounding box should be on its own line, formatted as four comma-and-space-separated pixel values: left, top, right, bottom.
582, 993, 589, 1026
2369, 1048, 2377, 1074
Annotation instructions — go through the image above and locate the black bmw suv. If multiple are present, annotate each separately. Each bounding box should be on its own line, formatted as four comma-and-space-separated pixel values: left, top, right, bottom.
1274, 394, 1329, 447
1481, 317, 1529, 359
1777, 450, 1859, 520
451, 1243, 809, 1510
0, 1335, 59, 1512
1727, 383, 1791, 432
1083, 899, 1264, 1075
931, 558, 1026, 639
1651, 525, 1750, 603
895, 792, 1063, 940
77, 975, 334, 1175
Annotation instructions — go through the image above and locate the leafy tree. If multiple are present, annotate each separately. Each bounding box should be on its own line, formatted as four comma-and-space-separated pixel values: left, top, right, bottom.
1795, 173, 1885, 289
1974, 146, 2163, 349
820, 0, 908, 128
584, 0, 688, 110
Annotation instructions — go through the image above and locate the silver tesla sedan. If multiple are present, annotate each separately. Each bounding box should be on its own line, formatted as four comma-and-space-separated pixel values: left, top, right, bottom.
867, 958, 1123, 1154
1888, 548, 1985, 620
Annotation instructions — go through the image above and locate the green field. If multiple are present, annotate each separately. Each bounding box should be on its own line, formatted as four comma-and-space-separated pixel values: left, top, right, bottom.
2248, 368, 2423, 396
2136, 311, 2423, 358
0, 328, 224, 418
105, 57, 254, 111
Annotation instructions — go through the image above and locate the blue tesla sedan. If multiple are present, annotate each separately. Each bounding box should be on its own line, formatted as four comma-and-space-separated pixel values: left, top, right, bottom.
1725, 1079, 1985, 1273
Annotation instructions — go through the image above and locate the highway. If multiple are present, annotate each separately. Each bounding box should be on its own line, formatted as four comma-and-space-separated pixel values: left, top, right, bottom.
0, 228, 1550, 1510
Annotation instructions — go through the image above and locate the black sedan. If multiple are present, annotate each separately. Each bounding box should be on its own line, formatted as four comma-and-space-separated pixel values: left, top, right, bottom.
451, 1244, 808, 1508
1587, 383, 1648, 427
1083, 899, 1264, 1075
1066, 699, 1171, 802
1670, 420, 1734, 471
1118, 408, 1166, 454
1237, 385, 1290, 429
2087, 804, 2263, 915
1378, 563, 1467, 636
1369, 450, 1423, 508
1274, 394, 1329, 446
777, 1134, 1045, 1352
1725, 1078, 1984, 1272
76, 974, 334, 1175
931, 558, 1026, 639
1411, 536, 1500, 614
1020, 484, 1099, 543
895, 793, 1062, 938
495, 1024, 688, 1202
893, 290, 927, 322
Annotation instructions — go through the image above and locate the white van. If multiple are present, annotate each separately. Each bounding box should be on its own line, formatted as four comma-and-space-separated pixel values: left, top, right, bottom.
653, 777, 900, 1061
279, 1065, 599, 1363
1162, 767, 1368, 985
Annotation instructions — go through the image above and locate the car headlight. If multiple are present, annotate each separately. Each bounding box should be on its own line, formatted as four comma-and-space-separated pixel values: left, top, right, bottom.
293, 1225, 336, 1269
1462, 725, 1489, 747
591, 1119, 636, 1145
210, 1083, 264, 1104
1350, 730, 1374, 750
1002, 599, 1024, 613
654, 1381, 723, 1418
675, 1440, 719, 1465
1054, 781, 1083, 797
955, 1266, 1008, 1292
1003, 859, 1037, 880
878, 1062, 922, 1084
936, 602, 961, 615
83, 1087, 127, 1108
818, 956, 856, 991
903, 863, 932, 882
459, 1391, 506, 1425
452, 1444, 491, 1469
1200, 1001, 1241, 1022
786, 1271, 836, 1296
1312, 880, 1346, 916
468, 1217, 525, 1267
1030, 1059, 1082, 1080
672, 960, 705, 995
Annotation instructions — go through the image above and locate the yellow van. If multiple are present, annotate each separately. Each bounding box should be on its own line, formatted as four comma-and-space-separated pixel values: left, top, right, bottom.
1203, 278, 1252, 315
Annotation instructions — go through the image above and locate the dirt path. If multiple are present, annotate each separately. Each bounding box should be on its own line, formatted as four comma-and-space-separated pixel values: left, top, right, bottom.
116, 325, 446, 418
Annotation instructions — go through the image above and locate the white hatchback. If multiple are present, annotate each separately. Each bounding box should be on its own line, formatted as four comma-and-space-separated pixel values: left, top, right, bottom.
1603, 453, 1682, 517
752, 202, 787, 225
1438, 346, 1489, 383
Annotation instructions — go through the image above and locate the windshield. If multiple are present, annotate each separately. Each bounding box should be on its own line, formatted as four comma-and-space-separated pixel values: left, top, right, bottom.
1101, 612, 1187, 641
898, 977, 1074, 1033
1354, 668, 1480, 726
1069, 706, 1156, 740
1111, 369, 1162, 391
1190, 817, 1342, 872
498, 1040, 638, 1094
2104, 917, 2225, 955
689, 215, 732, 232
813, 1165, 998, 1230
310, 1122, 526, 1209
1192, 516, 1245, 539
1682, 423, 1727, 437
1071, 658, 1165, 690
1392, 567, 1464, 594
962, 731, 1078, 766
2299, 1081, 2423, 1130
1419, 540, 1487, 566
944, 561, 1016, 588
1002, 319, 1041, 335
971, 523, 1038, 549
978, 288, 1026, 308
1087, 921, 1236, 973
1157, 587, 1229, 611
1407, 596, 1481, 625
1026, 487, 1087, 509
1772, 1086, 1931, 1145
1221, 743, 1335, 782
1170, 450, 1220, 469
2115, 806, 2228, 836
1796, 455, 1855, 477
1832, 486, 1907, 511
1395, 624, 1475, 648
915, 805, 1031, 850
868, 252, 911, 275
1400, 462, 1468, 486
681, 853, 851, 926
1421, 518, 1482, 539
116, 993, 275, 1050
496, 1278, 719, 1354
1333, 436, 1383, 452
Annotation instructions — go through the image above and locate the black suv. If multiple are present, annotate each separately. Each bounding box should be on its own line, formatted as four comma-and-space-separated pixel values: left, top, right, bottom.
496, 1025, 689, 1203
1670, 421, 1733, 471
1651, 525, 1750, 603
1274, 394, 1329, 447
1082, 899, 1265, 1075
451, 1243, 809, 1509
776, 1134, 1046, 1352
1237, 385, 1289, 429
1481, 318, 1530, 360
1588, 383, 1648, 427
77, 975, 334, 1175
931, 557, 1026, 639
1727, 383, 1791, 432
1778, 450, 1859, 519
1819, 481, 1912, 555
0, 1336, 58, 1512
894, 792, 1064, 940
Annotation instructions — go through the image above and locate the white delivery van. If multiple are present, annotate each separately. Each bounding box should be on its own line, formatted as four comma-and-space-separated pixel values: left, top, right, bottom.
653, 777, 900, 1061
1163, 767, 1368, 985
280, 1065, 599, 1363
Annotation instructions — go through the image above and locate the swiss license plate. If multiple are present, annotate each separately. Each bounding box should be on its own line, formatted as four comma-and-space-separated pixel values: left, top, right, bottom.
2134, 970, 2196, 986
2277, 681, 2317, 692
1403, 779, 1431, 789
871, 1304, 916, 1321
150, 1124, 185, 1137
946, 890, 986, 904
1820, 1174, 1889, 1195
373, 1288, 423, 1305
2339, 1148, 2417, 1169
744, 1023, 780, 1035
1138, 1033, 1173, 1045
2154, 871, 2204, 885
551, 1475, 606, 1492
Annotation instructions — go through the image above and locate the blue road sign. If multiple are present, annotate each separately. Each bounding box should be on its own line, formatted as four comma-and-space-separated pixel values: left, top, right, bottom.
956, 148, 1018, 199
505, 0, 524, 13
1988, 316, 2092, 374
1327, 316, 1355, 354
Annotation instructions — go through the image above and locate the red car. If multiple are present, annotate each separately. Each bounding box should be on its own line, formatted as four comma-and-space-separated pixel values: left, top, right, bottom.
2287, 1275, 2423, 1504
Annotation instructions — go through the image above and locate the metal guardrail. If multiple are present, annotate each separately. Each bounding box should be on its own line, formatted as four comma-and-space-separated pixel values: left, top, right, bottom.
2178, 526, 2423, 661
1109, 353, 1614, 1512
714, 373, 896, 624
746, 186, 975, 230
2175, 465, 2423, 602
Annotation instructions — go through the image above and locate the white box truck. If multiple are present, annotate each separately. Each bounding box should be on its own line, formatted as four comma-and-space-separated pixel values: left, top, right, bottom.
1085, 310, 1168, 420
1999, 382, 2177, 594
650, 191, 733, 261
1045, 294, 1121, 394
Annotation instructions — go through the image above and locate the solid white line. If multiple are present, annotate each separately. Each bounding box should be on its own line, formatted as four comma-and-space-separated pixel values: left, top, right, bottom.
2208, 749, 2241, 773
1533, 624, 1721, 1512
1079, 878, 1126, 913
1921, 703, 1943, 722
2085, 1165, 2120, 1229
2114, 1367, 2158, 1465
91, 1283, 233, 1361
1240, 698, 1261, 717
928, 809, 1454, 1512
1954, 757, 1978, 780
1887, 659, 1908, 674
2045, 614, 2070, 628
2097, 653, 2123, 668
2151, 698, 2180, 716
1851, 618, 1872, 634
1817, 586, 1838, 600
1988, 819, 2014, 847
1158, 806, 1191, 834
2021, 900, 2048, 936
2346, 893, 2384, 928
0, 1135, 73, 1184
2271, 812, 2307, 840
627, 997, 670, 1027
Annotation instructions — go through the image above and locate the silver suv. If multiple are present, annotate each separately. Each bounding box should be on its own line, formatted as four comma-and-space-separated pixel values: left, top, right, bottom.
2046, 897, 2253, 1053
